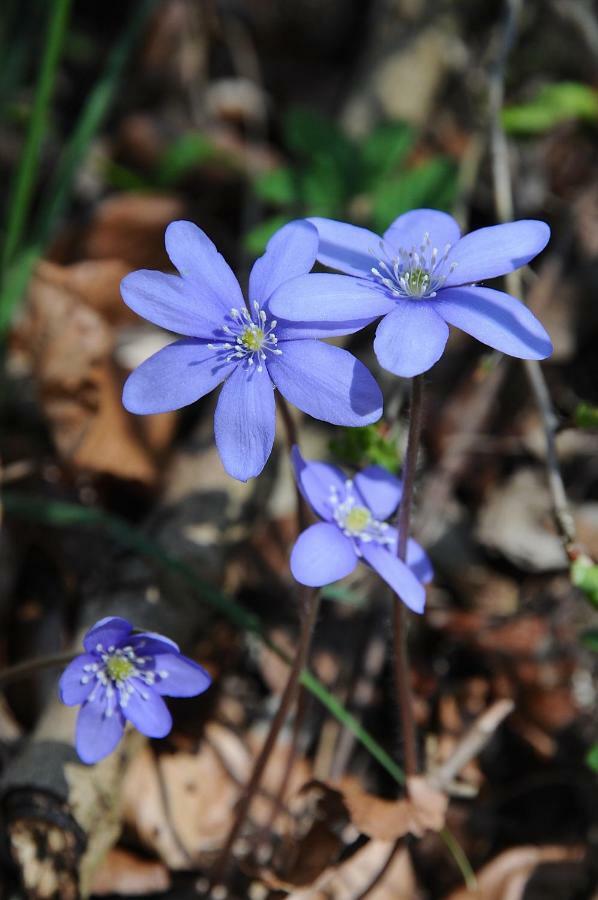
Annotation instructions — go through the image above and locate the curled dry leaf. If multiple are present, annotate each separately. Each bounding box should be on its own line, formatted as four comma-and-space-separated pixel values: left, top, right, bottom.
90, 848, 170, 896
340, 775, 448, 841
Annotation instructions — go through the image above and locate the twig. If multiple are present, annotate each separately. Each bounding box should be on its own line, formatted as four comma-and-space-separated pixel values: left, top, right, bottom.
393, 375, 425, 779
488, 0, 577, 556
0, 651, 76, 687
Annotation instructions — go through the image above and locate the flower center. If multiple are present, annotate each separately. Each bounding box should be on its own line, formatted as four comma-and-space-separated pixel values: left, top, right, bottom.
330, 479, 393, 552
79, 642, 167, 714
105, 655, 135, 683
208, 303, 282, 373
371, 232, 457, 300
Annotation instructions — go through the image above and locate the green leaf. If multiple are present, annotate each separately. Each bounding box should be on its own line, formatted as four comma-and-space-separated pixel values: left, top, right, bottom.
243, 215, 290, 257
360, 121, 415, 185
372, 157, 457, 232
320, 583, 366, 607
502, 81, 598, 135
571, 555, 598, 608
580, 628, 598, 653
329, 424, 400, 473
586, 743, 598, 772
283, 107, 351, 160
253, 167, 297, 207
155, 132, 214, 186
103, 160, 151, 191
300, 157, 349, 216
574, 402, 598, 430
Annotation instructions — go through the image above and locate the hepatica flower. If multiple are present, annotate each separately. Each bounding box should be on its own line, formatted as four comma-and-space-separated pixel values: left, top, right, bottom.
290, 448, 432, 613
268, 209, 553, 377
121, 219, 382, 481
59, 617, 211, 764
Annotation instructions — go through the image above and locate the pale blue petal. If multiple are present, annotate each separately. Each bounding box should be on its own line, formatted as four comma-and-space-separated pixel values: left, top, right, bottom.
269, 273, 394, 324
291, 522, 357, 586
373, 301, 449, 377
444, 220, 550, 287
165, 220, 244, 311
76, 692, 125, 764
383, 209, 461, 254
130, 633, 180, 656
360, 542, 426, 613
291, 445, 346, 522
267, 340, 383, 426
123, 340, 235, 415
83, 617, 132, 653
214, 365, 276, 481
436, 286, 553, 359
354, 466, 403, 520
123, 681, 172, 738
308, 217, 382, 276
249, 220, 318, 305
153, 654, 212, 697
121, 270, 224, 337
406, 538, 434, 584
59, 654, 97, 706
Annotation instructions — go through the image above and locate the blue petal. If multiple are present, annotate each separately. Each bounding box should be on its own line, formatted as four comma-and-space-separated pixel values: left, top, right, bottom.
359, 542, 426, 613
373, 301, 449, 377
354, 466, 403, 520
406, 538, 433, 584
124, 681, 172, 738
291, 446, 347, 522
267, 340, 383, 426
214, 365, 276, 481
83, 617, 132, 653
76, 692, 126, 764
268, 273, 394, 324
383, 209, 461, 254
130, 633, 180, 656
249, 220, 318, 305
291, 523, 357, 586
308, 217, 382, 276
436, 286, 553, 359
444, 220, 550, 287
153, 653, 212, 697
165, 221, 244, 311
59, 654, 97, 706
123, 339, 235, 415
121, 270, 225, 338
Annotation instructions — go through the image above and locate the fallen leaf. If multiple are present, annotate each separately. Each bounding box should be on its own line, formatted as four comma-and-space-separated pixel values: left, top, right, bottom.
340, 775, 447, 841
91, 848, 170, 896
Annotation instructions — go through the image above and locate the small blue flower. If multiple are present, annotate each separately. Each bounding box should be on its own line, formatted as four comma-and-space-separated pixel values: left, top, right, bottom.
121, 219, 383, 482
59, 617, 211, 764
289, 448, 433, 613
269, 209, 553, 377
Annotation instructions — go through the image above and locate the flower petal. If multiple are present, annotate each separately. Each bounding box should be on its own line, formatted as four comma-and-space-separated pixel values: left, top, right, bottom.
373, 301, 449, 377
59, 654, 97, 706
354, 466, 403, 520
406, 538, 434, 584
360, 542, 426, 613
436, 286, 553, 359
165, 220, 244, 311
383, 209, 461, 254
76, 693, 125, 764
130, 633, 180, 656
153, 654, 212, 697
444, 220, 550, 287
290, 522, 357, 586
214, 364, 276, 481
291, 445, 347, 522
123, 339, 235, 415
268, 340, 383, 426
121, 270, 224, 338
308, 217, 382, 276
83, 617, 132, 653
269, 273, 394, 324
249, 220, 318, 305
124, 681, 172, 738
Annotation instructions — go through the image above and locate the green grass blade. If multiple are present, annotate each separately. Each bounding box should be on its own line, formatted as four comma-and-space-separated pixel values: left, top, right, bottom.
1, 0, 72, 273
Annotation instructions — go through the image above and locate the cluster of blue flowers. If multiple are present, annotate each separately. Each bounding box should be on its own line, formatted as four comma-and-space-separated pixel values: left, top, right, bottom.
63, 208, 552, 763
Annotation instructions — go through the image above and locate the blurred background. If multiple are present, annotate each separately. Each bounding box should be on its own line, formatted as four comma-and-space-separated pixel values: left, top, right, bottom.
1, 0, 598, 897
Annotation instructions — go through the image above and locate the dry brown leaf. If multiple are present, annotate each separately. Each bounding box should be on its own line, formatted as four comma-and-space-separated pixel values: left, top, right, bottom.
34, 259, 136, 325
445, 844, 584, 900
341, 775, 447, 841
91, 848, 170, 896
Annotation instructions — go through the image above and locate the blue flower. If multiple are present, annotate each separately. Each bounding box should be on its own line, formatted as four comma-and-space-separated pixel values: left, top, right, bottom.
268, 209, 553, 377
59, 617, 211, 764
289, 448, 432, 613
121, 219, 383, 481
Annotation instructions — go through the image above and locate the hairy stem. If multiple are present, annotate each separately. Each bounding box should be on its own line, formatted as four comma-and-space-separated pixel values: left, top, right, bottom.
393, 375, 424, 779
0, 651, 76, 688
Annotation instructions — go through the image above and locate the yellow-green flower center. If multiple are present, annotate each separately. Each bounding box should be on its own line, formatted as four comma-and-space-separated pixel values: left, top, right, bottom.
344, 505, 372, 535
105, 656, 135, 683
241, 326, 265, 352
